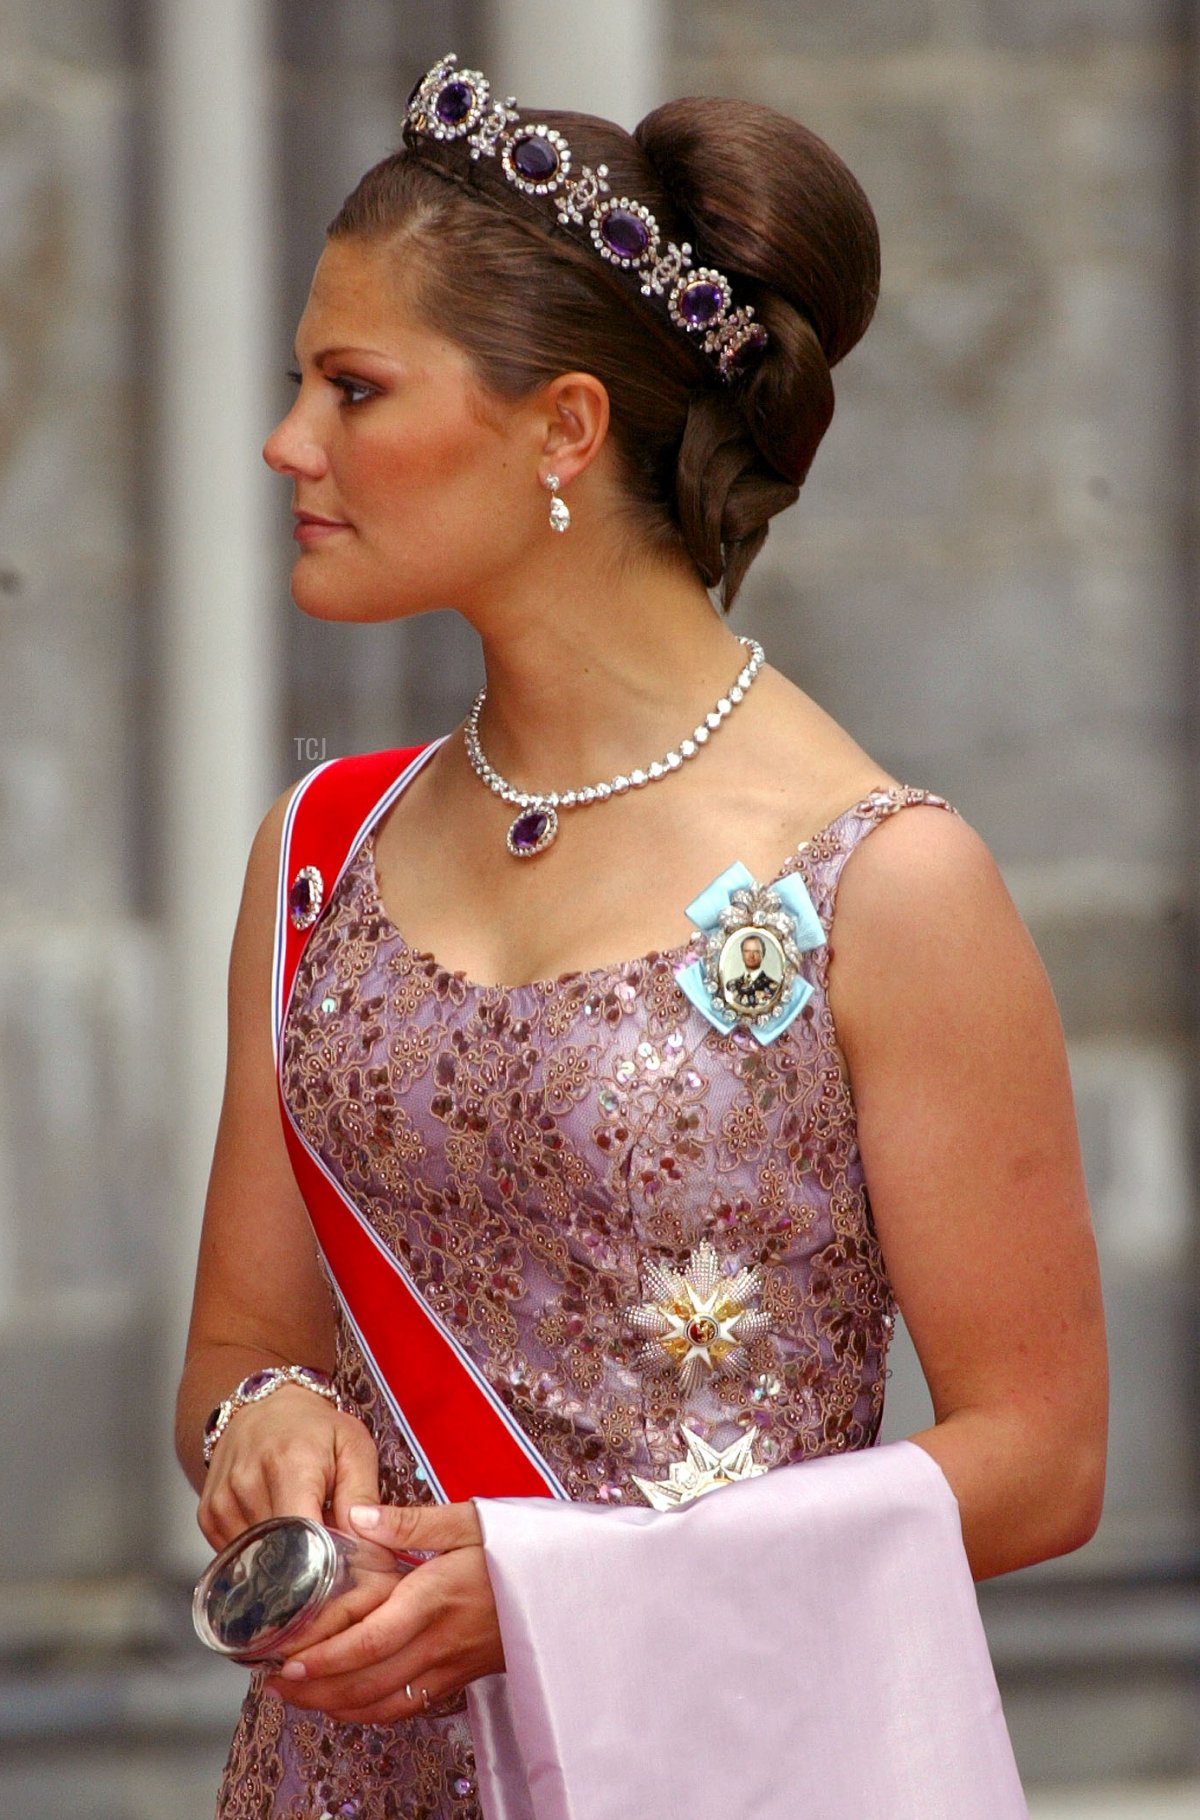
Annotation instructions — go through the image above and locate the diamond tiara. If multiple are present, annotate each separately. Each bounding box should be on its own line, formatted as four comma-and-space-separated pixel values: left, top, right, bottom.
402, 54, 770, 384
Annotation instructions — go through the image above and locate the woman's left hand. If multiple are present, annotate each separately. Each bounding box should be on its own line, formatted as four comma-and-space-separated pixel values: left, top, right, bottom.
264, 1501, 503, 1724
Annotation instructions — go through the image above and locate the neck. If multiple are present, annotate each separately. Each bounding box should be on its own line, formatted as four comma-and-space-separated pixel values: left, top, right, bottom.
463, 537, 753, 794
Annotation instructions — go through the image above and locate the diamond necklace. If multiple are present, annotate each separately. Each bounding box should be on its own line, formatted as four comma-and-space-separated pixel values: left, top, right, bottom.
464, 635, 766, 858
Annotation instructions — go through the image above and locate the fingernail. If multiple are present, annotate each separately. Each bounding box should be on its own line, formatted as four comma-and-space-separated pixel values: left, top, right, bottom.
277, 1660, 306, 1681
350, 1503, 381, 1529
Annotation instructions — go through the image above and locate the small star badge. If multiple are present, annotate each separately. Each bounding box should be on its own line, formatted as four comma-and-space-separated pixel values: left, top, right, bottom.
632, 1425, 768, 1510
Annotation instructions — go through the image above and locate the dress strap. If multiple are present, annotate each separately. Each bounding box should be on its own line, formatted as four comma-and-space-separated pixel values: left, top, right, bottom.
797, 787, 958, 933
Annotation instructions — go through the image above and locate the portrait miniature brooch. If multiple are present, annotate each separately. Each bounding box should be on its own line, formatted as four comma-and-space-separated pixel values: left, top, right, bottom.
675, 861, 824, 1044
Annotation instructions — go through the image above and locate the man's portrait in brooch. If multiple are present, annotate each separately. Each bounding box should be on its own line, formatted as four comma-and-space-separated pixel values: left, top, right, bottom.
718, 927, 786, 1016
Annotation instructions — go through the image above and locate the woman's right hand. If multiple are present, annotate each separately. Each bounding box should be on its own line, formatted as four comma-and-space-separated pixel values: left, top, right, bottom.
177, 788, 383, 1549
197, 1384, 381, 1551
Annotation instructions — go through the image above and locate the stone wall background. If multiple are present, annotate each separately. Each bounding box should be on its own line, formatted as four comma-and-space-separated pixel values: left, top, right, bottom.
0, 0, 1195, 1809
0, 0, 167, 1590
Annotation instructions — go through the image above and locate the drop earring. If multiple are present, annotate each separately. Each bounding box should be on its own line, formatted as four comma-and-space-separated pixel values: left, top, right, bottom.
543, 472, 571, 534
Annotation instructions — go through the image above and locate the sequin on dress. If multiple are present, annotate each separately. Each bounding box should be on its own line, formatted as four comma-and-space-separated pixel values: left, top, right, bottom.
215, 782, 955, 1819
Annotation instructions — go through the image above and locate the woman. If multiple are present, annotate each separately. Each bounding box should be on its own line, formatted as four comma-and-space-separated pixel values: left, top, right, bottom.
176, 53, 1108, 1820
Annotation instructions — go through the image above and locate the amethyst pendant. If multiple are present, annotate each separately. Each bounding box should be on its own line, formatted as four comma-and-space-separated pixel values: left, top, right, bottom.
506, 803, 558, 859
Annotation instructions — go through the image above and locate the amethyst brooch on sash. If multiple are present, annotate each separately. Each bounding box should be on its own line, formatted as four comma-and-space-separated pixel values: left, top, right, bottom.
675, 862, 824, 1043
288, 865, 324, 931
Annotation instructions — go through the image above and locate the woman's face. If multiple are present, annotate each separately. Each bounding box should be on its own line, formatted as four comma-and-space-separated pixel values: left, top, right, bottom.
263, 235, 540, 623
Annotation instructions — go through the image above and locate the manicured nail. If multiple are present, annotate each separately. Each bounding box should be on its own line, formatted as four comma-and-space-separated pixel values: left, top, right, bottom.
350, 1503, 381, 1529
277, 1660, 306, 1681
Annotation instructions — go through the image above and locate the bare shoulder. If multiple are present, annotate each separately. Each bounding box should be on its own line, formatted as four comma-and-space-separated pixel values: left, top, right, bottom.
239, 776, 309, 921
836, 800, 1009, 930
827, 799, 1053, 1061
183, 766, 342, 1373
741, 668, 906, 838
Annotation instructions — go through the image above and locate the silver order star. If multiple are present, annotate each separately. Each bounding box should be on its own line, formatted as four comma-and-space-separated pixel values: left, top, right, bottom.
627, 1239, 774, 1395
632, 1425, 768, 1510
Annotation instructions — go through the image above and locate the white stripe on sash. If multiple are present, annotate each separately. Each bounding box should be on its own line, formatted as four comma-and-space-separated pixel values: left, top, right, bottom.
278, 1088, 571, 1502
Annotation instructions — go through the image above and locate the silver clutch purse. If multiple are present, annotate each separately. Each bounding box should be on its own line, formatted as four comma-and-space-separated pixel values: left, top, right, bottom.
192, 1514, 421, 1667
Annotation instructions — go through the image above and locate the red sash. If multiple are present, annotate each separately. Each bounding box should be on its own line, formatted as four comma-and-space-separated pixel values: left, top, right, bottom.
273, 741, 567, 1505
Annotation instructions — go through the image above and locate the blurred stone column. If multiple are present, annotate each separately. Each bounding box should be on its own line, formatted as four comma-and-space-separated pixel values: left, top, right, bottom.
153, 0, 277, 1567
485, 0, 664, 127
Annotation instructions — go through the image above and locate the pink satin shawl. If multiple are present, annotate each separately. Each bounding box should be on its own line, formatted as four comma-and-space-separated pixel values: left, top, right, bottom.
466, 1439, 1028, 1820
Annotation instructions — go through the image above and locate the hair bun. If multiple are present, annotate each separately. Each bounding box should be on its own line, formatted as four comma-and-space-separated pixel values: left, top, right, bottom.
635, 95, 878, 600
633, 96, 880, 372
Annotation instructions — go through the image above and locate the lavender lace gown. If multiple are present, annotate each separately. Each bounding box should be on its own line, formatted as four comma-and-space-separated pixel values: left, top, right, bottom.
215, 780, 954, 1820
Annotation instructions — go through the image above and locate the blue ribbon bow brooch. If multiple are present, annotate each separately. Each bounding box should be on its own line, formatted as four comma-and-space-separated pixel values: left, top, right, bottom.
675, 862, 825, 1045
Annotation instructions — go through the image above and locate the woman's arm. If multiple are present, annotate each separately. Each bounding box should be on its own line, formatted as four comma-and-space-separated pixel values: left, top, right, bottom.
176, 787, 380, 1543
829, 805, 1108, 1581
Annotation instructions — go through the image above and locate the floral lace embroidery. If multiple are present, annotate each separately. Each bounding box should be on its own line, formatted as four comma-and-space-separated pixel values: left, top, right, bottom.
215, 786, 954, 1817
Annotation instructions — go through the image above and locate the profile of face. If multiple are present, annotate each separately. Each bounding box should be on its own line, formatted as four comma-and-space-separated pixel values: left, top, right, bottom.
262, 237, 555, 625
740, 935, 765, 972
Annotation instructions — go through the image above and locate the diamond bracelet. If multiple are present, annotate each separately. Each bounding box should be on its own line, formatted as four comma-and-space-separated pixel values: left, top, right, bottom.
201, 1365, 349, 1470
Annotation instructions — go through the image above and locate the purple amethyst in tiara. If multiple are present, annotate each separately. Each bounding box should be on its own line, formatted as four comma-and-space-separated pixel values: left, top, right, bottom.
403, 52, 768, 383
681, 281, 723, 326
592, 199, 659, 270
512, 134, 559, 181
436, 80, 474, 126
601, 209, 650, 260
503, 125, 571, 194
409, 57, 492, 141
728, 323, 770, 371
668, 265, 732, 331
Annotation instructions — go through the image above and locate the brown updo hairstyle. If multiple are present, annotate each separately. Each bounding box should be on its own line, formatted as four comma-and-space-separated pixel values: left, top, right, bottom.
329, 95, 879, 612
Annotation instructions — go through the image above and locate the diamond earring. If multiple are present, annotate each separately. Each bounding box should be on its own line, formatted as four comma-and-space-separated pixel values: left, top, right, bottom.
543, 472, 571, 534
